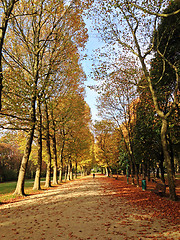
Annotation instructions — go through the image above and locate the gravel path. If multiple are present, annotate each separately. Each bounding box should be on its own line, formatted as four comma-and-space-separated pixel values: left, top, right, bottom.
0, 175, 179, 240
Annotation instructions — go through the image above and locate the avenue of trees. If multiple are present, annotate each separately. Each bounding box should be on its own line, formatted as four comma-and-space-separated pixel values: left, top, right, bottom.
0, 0, 94, 195
0, 0, 179, 202
91, 0, 179, 201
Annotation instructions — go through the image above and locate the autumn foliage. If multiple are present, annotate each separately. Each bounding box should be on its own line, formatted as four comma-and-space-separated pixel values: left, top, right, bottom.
100, 176, 180, 225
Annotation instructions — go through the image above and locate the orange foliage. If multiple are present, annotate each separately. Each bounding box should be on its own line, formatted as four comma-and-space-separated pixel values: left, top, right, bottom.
100, 176, 180, 225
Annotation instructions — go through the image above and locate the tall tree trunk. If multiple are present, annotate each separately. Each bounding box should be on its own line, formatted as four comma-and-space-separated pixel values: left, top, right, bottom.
142, 161, 146, 179
153, 167, 156, 179
156, 167, 160, 178
64, 165, 68, 182
70, 161, 73, 180
81, 166, 84, 176
14, 87, 36, 195
45, 145, 51, 187
132, 26, 178, 198
52, 122, 58, 185
67, 159, 72, 180
105, 167, 109, 176
168, 134, 176, 179
130, 150, 139, 186
135, 163, 140, 187
14, 5, 40, 194
147, 160, 151, 182
130, 161, 135, 185
53, 163, 58, 185
44, 100, 51, 188
59, 157, 63, 183
84, 167, 87, 176
159, 153, 165, 183
59, 165, 63, 183
144, 162, 147, 178
75, 161, 77, 179
58, 136, 65, 183
33, 98, 42, 190
67, 163, 70, 180
14, 127, 35, 195
161, 119, 177, 200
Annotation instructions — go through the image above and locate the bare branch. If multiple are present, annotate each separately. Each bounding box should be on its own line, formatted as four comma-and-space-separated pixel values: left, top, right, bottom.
128, 2, 180, 17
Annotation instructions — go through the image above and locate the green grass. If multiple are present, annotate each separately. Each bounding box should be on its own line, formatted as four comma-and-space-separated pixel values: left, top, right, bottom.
0, 179, 46, 195
0, 181, 17, 194
0, 181, 35, 195
0, 178, 50, 203
0, 176, 67, 197
0, 176, 68, 203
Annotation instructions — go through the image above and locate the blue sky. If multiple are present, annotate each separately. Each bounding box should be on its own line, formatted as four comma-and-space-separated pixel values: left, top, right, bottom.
81, 17, 104, 122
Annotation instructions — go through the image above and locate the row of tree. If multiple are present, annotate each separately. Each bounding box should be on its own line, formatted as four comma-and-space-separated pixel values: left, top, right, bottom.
0, 93, 94, 183
0, 0, 94, 194
91, 0, 179, 201
0, 0, 179, 202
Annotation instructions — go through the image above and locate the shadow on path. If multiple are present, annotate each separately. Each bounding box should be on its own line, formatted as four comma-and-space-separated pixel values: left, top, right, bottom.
0, 175, 179, 240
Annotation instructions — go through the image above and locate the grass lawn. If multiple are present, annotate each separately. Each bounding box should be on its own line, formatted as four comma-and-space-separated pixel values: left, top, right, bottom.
0, 178, 47, 195
0, 178, 47, 203
0, 181, 18, 194
0, 176, 68, 203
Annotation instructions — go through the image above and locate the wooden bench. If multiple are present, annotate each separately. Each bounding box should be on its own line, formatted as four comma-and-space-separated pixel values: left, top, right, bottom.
152, 182, 166, 196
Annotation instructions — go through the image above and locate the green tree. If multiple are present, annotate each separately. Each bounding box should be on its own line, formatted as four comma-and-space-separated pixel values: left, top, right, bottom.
150, 1, 180, 179
133, 79, 162, 181
91, 0, 179, 200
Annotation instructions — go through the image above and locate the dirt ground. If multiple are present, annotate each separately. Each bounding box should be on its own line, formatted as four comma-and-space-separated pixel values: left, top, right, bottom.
0, 175, 179, 240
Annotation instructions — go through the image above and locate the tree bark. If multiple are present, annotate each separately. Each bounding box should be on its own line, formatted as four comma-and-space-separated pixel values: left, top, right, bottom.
159, 153, 165, 183
84, 167, 87, 176
130, 162, 135, 185
52, 121, 58, 185
44, 100, 51, 188
75, 161, 77, 179
135, 164, 140, 187
144, 67, 177, 200
168, 134, 176, 179
130, 147, 139, 186
64, 165, 68, 182
81, 166, 84, 176
14, 126, 35, 195
67, 163, 70, 180
156, 167, 160, 178
161, 119, 177, 200
70, 162, 73, 180
105, 167, 109, 176
53, 162, 58, 185
14, 76, 36, 196
33, 98, 42, 190
59, 165, 63, 183
58, 137, 65, 183
59, 159, 63, 183
147, 160, 151, 182
67, 160, 72, 180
